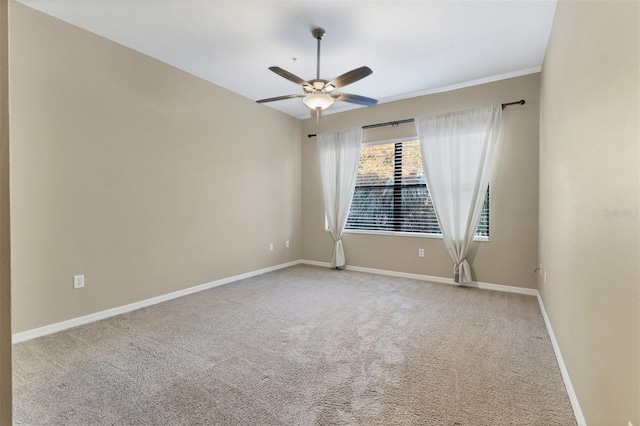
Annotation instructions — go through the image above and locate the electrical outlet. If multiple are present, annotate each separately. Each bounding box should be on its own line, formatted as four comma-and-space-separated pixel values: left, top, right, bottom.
418, 248, 424, 257
73, 274, 84, 289
269, 243, 274, 251
285, 240, 289, 248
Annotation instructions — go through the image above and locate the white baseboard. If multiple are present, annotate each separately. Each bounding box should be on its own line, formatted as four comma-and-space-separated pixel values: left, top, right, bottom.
301, 259, 584, 424
536, 293, 586, 425
300, 259, 538, 296
12, 260, 301, 344
11, 259, 537, 345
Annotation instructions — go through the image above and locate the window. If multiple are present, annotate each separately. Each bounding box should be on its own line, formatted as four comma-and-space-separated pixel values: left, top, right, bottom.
344, 139, 489, 238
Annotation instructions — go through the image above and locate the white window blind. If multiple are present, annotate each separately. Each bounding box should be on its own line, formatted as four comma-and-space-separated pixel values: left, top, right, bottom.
345, 140, 489, 237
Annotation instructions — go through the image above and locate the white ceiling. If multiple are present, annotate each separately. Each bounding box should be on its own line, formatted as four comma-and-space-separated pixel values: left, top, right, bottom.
17, 0, 557, 119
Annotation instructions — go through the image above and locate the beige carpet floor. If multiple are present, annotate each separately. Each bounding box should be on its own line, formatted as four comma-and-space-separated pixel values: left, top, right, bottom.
13, 264, 576, 425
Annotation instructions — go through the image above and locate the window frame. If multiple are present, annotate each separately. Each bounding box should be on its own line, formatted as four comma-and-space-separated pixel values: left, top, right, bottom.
327, 137, 490, 242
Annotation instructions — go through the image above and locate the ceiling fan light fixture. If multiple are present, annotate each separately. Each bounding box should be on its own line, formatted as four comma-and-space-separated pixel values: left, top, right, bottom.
303, 93, 334, 110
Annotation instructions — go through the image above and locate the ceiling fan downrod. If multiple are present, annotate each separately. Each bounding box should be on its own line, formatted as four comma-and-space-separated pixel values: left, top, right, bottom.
312, 28, 325, 80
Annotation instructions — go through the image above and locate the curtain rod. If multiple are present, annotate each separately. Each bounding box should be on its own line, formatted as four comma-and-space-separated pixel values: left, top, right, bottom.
307, 99, 525, 138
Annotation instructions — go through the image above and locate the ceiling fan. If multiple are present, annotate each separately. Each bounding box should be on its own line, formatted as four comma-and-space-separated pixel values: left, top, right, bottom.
256, 28, 378, 120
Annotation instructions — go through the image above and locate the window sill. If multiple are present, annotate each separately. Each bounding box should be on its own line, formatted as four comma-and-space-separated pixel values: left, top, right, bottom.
326, 227, 489, 242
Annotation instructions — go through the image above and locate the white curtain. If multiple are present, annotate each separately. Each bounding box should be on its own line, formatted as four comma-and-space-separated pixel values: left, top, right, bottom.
317, 127, 363, 268
415, 105, 501, 283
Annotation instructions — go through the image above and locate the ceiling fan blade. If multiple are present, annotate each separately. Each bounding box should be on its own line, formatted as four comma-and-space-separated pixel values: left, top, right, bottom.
256, 94, 305, 104
333, 93, 378, 106
326, 66, 373, 90
269, 67, 312, 88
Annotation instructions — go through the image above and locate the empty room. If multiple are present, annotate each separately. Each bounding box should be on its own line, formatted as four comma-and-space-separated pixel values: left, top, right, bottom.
0, 0, 638, 425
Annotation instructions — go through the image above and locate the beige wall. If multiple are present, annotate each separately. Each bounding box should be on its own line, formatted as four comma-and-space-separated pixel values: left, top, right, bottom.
302, 74, 540, 288
539, 1, 639, 424
9, 3, 302, 333
0, 0, 11, 423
